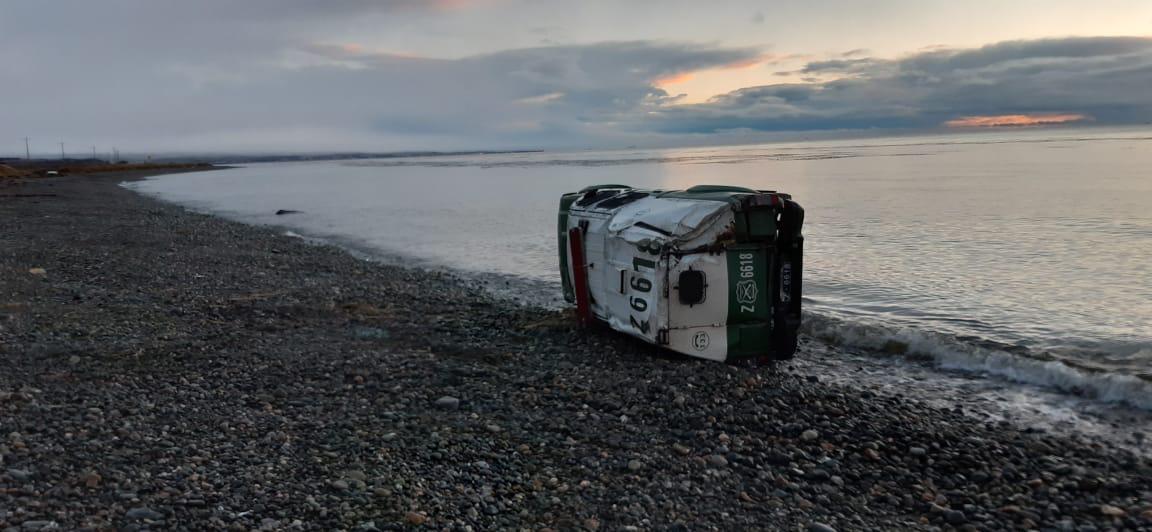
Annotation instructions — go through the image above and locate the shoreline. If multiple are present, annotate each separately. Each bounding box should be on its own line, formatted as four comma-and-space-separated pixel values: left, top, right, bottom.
125, 163, 1152, 416
126, 169, 1152, 439
2, 172, 1150, 529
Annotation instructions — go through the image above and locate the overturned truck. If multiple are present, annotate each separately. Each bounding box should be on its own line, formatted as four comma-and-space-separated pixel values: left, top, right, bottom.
558, 185, 804, 364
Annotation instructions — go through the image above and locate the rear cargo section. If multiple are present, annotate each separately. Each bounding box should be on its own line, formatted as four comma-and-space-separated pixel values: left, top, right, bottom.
559, 185, 804, 363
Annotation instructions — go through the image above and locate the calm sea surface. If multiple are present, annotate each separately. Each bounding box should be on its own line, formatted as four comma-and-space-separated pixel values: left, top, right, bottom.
128, 127, 1152, 409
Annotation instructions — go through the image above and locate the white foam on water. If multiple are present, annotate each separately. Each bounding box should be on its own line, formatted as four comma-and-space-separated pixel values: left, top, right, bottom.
803, 311, 1152, 411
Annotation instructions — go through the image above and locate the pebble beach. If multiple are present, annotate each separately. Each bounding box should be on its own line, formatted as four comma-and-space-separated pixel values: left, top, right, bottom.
2, 172, 1150, 531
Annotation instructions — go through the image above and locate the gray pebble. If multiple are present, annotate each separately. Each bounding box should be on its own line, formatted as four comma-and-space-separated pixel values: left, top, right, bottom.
20, 521, 58, 530
706, 455, 729, 468
125, 507, 164, 521
434, 396, 460, 410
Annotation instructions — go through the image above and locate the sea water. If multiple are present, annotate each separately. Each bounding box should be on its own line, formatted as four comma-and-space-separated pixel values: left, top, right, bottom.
126, 127, 1152, 422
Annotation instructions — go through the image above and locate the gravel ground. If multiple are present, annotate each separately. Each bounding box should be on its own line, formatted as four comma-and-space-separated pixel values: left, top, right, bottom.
1, 173, 1150, 531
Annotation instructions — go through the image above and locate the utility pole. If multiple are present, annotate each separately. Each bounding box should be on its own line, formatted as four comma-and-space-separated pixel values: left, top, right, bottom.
23, 137, 30, 159
59, 142, 65, 160
92, 146, 96, 159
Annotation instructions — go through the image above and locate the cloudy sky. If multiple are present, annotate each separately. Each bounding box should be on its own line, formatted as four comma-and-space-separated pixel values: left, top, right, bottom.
2, 0, 1152, 154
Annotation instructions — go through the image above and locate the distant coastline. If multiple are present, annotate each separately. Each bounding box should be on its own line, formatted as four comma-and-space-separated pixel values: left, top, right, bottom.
0, 150, 542, 177
0, 159, 216, 180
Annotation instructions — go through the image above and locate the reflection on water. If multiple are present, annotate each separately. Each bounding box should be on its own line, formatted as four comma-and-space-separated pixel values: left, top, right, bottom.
127, 127, 1152, 408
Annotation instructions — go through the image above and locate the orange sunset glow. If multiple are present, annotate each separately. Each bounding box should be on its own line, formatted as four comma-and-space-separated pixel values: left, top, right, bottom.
654, 72, 696, 86
650, 53, 813, 103
944, 113, 1089, 128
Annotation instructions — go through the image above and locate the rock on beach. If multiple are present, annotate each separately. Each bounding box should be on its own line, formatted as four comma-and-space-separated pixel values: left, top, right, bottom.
434, 396, 460, 410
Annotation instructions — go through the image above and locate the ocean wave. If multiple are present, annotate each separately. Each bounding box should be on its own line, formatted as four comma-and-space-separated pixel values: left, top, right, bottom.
802, 311, 1152, 410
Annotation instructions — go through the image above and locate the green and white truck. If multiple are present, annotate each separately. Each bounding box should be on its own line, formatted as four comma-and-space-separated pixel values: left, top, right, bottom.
558, 185, 804, 364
